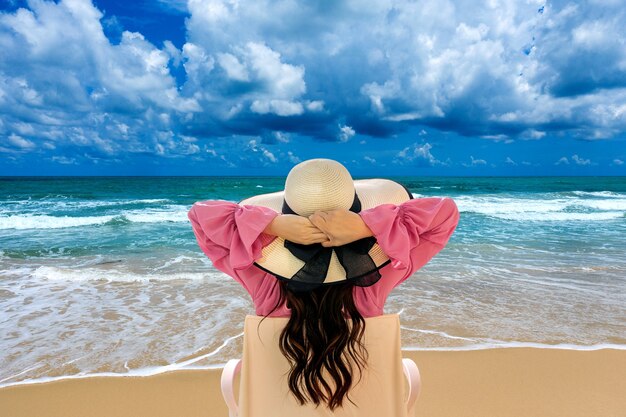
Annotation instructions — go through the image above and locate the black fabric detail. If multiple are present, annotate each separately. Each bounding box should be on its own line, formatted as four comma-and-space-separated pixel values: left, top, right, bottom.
275, 190, 385, 291
284, 236, 379, 286
252, 180, 412, 291
253, 260, 391, 293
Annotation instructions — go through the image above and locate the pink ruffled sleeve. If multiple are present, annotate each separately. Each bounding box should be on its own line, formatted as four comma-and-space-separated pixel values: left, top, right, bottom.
359, 197, 459, 289
187, 200, 279, 287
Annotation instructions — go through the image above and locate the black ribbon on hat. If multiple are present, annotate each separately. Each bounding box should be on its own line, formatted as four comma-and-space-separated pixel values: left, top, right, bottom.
280, 192, 383, 291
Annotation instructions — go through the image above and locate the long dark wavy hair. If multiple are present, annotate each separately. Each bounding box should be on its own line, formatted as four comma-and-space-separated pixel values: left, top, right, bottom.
261, 280, 369, 410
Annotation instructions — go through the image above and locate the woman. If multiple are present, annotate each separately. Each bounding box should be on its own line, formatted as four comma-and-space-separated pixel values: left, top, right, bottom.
188, 159, 459, 411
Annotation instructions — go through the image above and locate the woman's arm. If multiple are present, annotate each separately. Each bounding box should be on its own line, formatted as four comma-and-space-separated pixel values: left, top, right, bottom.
263, 214, 329, 245
310, 197, 459, 272
359, 197, 459, 272
308, 210, 373, 246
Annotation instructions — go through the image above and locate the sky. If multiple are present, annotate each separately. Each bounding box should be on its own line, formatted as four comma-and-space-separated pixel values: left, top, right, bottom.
0, 0, 625, 176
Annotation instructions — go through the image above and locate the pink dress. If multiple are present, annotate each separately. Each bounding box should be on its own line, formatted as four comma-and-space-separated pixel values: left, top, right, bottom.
187, 197, 460, 318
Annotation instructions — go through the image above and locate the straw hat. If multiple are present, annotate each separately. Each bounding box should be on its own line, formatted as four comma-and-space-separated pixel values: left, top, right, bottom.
240, 159, 413, 291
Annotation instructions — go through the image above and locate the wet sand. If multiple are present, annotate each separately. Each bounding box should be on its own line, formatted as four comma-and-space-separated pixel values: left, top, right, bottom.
1, 348, 624, 417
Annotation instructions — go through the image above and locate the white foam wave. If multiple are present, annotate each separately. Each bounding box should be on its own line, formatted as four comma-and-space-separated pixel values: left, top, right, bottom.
57, 198, 172, 208
488, 211, 623, 221
123, 208, 189, 224
152, 255, 197, 271
580, 199, 626, 211
0, 206, 190, 230
403, 342, 626, 351
0, 198, 172, 212
401, 326, 477, 342
30, 265, 228, 282
571, 191, 624, 198
0, 214, 116, 229
455, 195, 626, 221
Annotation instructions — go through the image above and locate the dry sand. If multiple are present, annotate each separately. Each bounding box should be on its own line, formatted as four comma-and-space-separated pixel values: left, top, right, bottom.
1, 348, 624, 417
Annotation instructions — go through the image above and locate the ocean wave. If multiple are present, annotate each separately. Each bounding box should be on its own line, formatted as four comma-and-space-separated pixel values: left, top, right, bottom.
0, 207, 190, 230
571, 191, 625, 198
28, 265, 229, 282
0, 199, 174, 217
0, 214, 118, 229
487, 211, 624, 221
402, 342, 626, 351
455, 195, 626, 221
152, 255, 198, 271
0, 198, 171, 208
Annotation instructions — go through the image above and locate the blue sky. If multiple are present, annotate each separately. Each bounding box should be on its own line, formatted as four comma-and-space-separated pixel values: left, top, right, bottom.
0, 0, 625, 176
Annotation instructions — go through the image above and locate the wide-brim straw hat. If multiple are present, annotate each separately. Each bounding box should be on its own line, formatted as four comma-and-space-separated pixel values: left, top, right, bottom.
240, 158, 413, 291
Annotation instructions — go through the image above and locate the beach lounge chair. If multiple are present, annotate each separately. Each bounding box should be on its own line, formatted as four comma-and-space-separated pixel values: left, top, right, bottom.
220, 313, 421, 417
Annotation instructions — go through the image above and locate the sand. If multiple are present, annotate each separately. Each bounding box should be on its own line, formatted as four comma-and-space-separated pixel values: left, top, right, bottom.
1, 348, 624, 417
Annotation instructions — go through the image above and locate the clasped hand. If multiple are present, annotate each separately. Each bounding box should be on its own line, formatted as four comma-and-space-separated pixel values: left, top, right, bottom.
266, 209, 373, 247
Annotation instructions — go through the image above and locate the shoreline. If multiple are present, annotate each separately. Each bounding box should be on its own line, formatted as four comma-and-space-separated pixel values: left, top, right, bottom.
1, 348, 625, 417
2, 343, 625, 389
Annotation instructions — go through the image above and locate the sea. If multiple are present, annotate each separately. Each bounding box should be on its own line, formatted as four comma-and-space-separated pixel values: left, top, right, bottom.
1, 176, 625, 387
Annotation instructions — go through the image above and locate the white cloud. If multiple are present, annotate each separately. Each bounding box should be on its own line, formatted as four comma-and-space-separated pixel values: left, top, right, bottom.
572, 154, 591, 165
182, 42, 215, 85
49, 155, 77, 165
185, 143, 201, 154
338, 125, 355, 142
364, 156, 376, 164
246, 138, 278, 164
396, 142, 442, 166
481, 134, 513, 144
265, 131, 290, 144
250, 100, 303, 116
217, 52, 249, 81
305, 100, 324, 112
262, 148, 277, 163
2, 0, 626, 166
554, 154, 593, 166
505, 156, 517, 165
613, 158, 624, 165
8, 133, 35, 149
460, 155, 487, 167
286, 151, 300, 164
414, 143, 438, 164
245, 42, 305, 99
522, 129, 546, 140
469, 156, 486, 166
0, 0, 201, 160
162, 40, 182, 67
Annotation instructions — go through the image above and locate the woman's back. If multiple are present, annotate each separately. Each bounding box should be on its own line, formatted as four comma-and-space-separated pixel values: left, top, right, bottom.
187, 159, 460, 411
238, 314, 409, 417
188, 195, 460, 317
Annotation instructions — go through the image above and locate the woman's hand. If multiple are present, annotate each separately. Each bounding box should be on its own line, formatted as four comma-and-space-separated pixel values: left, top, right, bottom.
264, 214, 330, 245
308, 209, 374, 247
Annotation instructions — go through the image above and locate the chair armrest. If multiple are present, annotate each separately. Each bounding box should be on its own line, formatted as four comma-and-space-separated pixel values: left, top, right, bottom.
402, 358, 421, 413
221, 359, 243, 417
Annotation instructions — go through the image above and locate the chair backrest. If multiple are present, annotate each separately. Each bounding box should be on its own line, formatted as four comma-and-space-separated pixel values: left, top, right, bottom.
238, 313, 409, 417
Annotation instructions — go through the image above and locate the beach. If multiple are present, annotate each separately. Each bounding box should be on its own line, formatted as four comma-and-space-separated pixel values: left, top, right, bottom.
2, 348, 625, 417
1, 176, 625, 415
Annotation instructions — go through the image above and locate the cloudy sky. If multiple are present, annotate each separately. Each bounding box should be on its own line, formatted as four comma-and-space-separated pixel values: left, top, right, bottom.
0, 0, 625, 176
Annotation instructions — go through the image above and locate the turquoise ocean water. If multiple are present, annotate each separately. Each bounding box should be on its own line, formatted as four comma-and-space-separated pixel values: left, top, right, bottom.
1, 176, 625, 386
